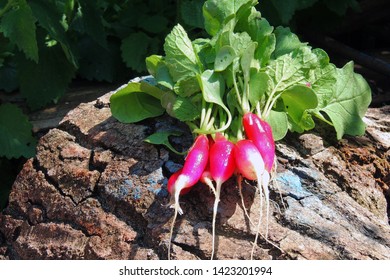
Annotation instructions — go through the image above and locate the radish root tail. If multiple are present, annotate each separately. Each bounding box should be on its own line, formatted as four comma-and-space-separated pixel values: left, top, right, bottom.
251, 170, 264, 260
168, 190, 182, 260
211, 182, 222, 260
238, 175, 255, 227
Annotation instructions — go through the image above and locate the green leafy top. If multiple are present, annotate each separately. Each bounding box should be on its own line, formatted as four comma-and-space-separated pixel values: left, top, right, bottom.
110, 0, 371, 147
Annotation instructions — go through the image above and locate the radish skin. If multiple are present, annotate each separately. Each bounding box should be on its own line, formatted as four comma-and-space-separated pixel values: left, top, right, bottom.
168, 134, 209, 260
210, 139, 235, 185
234, 140, 265, 181
167, 168, 191, 196
243, 113, 275, 172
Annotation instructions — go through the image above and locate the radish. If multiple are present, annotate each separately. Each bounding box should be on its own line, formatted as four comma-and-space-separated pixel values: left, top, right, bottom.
243, 113, 275, 172
167, 134, 209, 260
234, 139, 265, 227
242, 113, 279, 242
167, 168, 190, 196
234, 139, 265, 181
243, 114, 286, 217
234, 139, 271, 259
208, 135, 235, 259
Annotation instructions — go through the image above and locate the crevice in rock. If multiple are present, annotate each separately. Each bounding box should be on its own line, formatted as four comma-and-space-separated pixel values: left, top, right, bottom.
32, 158, 78, 206
171, 241, 205, 259
76, 192, 99, 206
57, 123, 93, 151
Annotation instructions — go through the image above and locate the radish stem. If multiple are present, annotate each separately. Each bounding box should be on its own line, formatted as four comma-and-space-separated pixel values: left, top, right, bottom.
232, 68, 242, 107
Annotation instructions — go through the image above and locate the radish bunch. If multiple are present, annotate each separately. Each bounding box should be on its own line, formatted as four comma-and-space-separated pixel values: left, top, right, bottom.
167, 112, 275, 260
110, 0, 372, 260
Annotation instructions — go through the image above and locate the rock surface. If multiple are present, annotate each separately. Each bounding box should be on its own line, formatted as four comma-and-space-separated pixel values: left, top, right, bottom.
0, 85, 389, 260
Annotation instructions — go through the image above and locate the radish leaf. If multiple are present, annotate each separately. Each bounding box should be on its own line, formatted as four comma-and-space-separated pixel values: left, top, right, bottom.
281, 84, 318, 131
266, 110, 288, 141
318, 62, 372, 139
240, 41, 257, 82
249, 71, 269, 107
172, 96, 201, 121
309, 64, 337, 108
111, 0, 372, 143
144, 131, 185, 155
236, 9, 275, 67
146, 55, 163, 77
110, 82, 165, 123
164, 24, 201, 82
174, 75, 201, 97
214, 45, 236, 72
199, 70, 226, 108
203, 0, 256, 36
155, 62, 175, 90
266, 52, 306, 94
273, 27, 307, 58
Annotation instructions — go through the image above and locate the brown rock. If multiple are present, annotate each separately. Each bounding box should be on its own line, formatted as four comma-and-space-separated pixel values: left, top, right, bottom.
0, 84, 389, 260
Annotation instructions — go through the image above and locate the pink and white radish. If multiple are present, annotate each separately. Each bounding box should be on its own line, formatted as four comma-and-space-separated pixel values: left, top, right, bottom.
208, 134, 235, 259
242, 113, 276, 256
234, 139, 270, 259
167, 134, 209, 260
